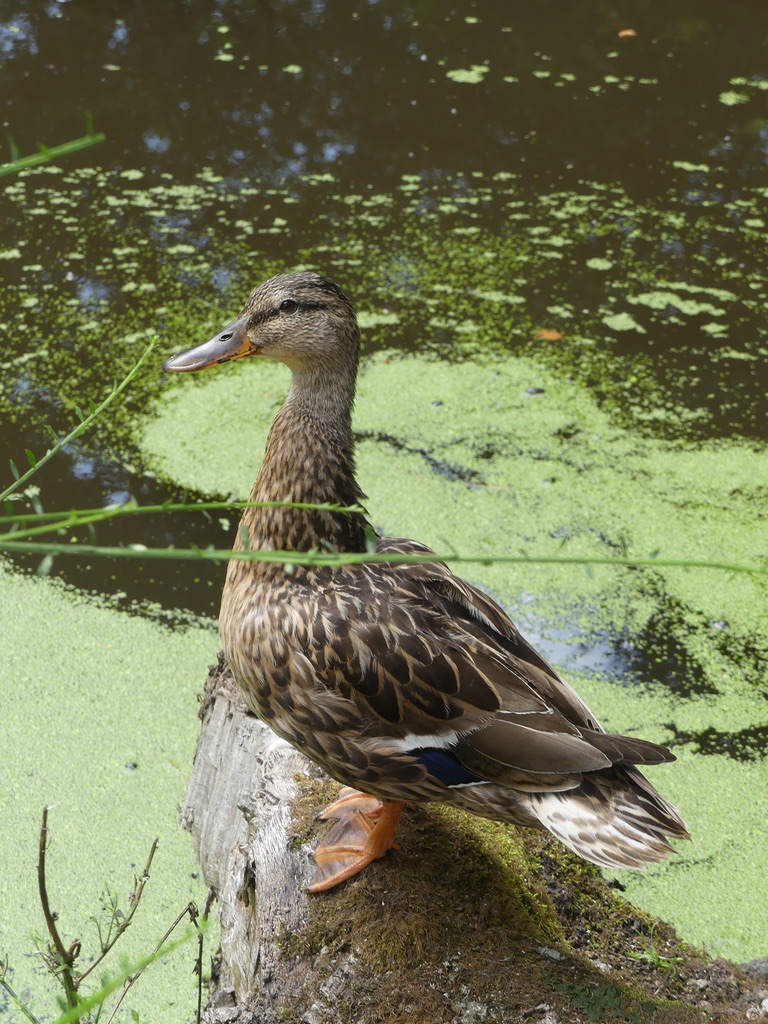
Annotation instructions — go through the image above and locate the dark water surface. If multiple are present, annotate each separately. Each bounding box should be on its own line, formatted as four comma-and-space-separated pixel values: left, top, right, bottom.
4, 2, 767, 190
1, 0, 766, 622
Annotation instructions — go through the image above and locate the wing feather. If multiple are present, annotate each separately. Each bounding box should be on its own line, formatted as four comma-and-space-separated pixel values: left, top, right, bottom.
306, 536, 674, 784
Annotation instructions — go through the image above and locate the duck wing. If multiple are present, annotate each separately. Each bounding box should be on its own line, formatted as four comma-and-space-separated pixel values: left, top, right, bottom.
310, 536, 673, 793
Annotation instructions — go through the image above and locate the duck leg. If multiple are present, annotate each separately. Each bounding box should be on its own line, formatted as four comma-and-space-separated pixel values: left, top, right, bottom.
307, 787, 404, 892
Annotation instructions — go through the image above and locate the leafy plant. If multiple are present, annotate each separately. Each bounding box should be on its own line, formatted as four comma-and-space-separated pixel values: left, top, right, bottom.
557, 980, 657, 1023
0, 807, 207, 1024
627, 926, 685, 974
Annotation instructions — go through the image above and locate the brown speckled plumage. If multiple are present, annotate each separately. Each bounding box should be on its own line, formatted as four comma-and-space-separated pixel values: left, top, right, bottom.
164, 271, 689, 877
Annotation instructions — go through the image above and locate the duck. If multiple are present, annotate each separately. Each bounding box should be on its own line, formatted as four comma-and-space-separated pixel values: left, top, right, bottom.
163, 271, 689, 892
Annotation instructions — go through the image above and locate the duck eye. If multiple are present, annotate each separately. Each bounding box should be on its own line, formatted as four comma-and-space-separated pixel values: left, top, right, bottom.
279, 299, 298, 313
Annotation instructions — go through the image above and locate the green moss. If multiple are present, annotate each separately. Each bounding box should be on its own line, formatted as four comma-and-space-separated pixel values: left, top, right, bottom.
283, 790, 563, 1017
273, 779, 750, 1022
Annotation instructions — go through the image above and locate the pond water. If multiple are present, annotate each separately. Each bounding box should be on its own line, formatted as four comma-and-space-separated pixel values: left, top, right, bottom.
1, 1, 766, 611
1, 0, 767, 1015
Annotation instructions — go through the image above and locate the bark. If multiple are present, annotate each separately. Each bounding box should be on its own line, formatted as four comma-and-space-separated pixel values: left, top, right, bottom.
179, 655, 319, 1019
180, 654, 767, 1024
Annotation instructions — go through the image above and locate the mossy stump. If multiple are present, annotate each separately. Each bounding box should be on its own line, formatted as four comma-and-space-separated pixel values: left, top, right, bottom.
180, 655, 766, 1024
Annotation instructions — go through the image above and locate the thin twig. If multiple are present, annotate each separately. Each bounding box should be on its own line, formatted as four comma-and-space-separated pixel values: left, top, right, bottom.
186, 904, 204, 1024
50, 928, 198, 1024
76, 838, 159, 986
103, 903, 198, 1024
195, 891, 216, 1024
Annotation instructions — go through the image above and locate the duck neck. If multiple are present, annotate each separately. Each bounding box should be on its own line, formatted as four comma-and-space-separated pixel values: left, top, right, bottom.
237, 361, 370, 554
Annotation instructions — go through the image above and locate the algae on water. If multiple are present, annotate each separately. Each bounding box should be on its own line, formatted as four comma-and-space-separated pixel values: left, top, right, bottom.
0, 566, 218, 1020
2, 162, 766, 446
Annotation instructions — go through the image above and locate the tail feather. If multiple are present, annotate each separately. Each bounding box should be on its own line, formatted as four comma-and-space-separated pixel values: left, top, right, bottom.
585, 729, 676, 766
522, 767, 690, 869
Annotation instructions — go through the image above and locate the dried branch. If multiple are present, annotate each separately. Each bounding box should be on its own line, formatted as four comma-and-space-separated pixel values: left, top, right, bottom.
37, 807, 80, 1010
195, 891, 216, 1024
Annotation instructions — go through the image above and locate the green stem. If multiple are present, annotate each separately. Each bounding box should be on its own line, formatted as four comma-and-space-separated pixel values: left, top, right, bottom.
102, 902, 197, 1024
0, 338, 156, 505
0, 537, 765, 577
0, 499, 365, 542
0, 115, 105, 178
0, 973, 42, 1024
50, 927, 198, 1024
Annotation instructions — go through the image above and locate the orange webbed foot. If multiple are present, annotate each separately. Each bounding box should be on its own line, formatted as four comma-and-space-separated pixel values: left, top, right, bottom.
307, 788, 404, 893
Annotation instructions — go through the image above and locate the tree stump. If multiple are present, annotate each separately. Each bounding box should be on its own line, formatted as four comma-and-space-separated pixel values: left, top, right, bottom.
180, 654, 767, 1024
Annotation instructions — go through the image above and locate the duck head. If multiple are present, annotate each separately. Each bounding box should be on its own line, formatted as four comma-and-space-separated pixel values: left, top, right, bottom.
162, 271, 359, 376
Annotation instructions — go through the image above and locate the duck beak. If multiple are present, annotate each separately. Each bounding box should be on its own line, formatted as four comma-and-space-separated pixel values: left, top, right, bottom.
163, 318, 260, 373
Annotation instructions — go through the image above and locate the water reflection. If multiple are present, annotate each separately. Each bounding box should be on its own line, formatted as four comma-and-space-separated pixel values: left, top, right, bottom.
107, 17, 128, 50
143, 132, 172, 155
1, 0, 765, 188
76, 277, 113, 306
0, 11, 36, 57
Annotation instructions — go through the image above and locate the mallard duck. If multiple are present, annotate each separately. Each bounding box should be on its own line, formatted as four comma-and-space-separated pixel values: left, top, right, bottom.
164, 271, 689, 891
